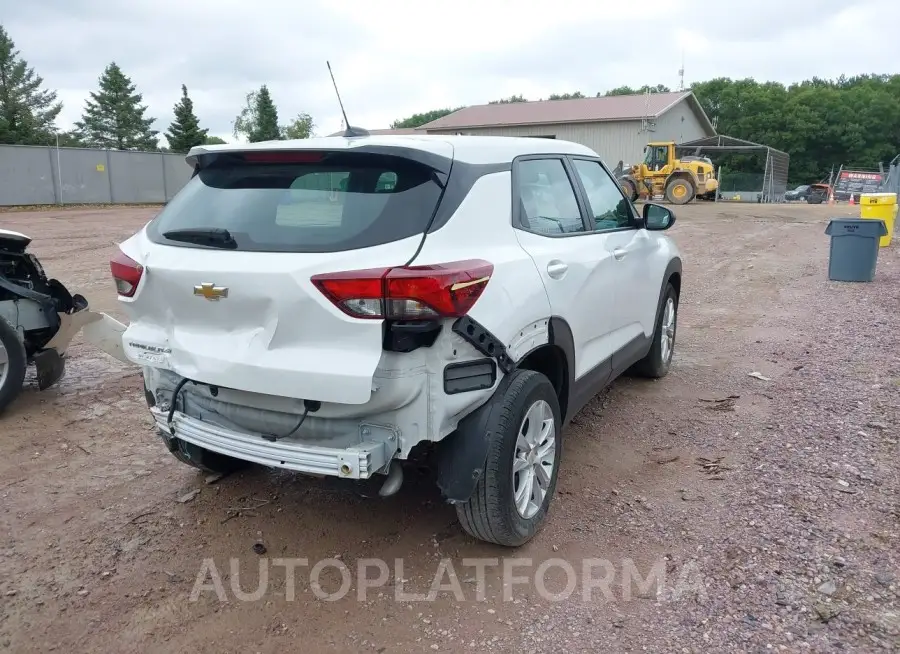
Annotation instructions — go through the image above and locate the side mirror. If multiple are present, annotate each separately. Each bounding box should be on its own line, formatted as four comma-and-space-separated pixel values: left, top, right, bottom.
643, 203, 676, 230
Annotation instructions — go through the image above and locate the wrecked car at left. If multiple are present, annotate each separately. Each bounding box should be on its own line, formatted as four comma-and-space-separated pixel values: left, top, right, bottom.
0, 228, 126, 413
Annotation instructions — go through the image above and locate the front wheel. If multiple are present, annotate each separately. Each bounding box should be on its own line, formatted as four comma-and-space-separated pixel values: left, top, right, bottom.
620, 178, 638, 202
456, 369, 562, 547
0, 318, 27, 415
630, 283, 678, 379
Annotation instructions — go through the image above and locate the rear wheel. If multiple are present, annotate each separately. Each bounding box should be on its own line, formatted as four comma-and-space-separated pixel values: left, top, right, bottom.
0, 319, 27, 415
665, 178, 694, 205
162, 433, 249, 475
456, 369, 561, 547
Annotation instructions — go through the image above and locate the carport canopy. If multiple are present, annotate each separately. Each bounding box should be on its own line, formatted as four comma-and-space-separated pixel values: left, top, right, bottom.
676, 135, 790, 202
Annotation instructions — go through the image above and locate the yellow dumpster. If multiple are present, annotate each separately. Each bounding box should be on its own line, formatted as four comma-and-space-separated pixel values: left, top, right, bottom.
860, 193, 897, 247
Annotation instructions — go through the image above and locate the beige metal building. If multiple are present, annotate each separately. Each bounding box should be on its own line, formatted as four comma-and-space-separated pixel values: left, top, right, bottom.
339, 92, 716, 168
419, 91, 715, 167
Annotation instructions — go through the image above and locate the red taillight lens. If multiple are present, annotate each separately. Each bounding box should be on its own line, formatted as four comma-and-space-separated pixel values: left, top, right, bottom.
110, 251, 144, 297
311, 260, 493, 320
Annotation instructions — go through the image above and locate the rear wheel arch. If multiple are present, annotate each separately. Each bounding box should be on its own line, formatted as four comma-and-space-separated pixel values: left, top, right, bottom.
666, 171, 696, 191
517, 342, 569, 424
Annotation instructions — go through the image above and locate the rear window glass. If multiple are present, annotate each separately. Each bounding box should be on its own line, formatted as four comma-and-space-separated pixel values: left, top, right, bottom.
147, 152, 441, 252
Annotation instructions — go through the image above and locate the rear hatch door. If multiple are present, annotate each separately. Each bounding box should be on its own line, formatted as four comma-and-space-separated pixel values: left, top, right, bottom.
118, 144, 453, 404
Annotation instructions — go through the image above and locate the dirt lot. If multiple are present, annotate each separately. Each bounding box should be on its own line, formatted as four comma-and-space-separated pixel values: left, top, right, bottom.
1, 203, 898, 653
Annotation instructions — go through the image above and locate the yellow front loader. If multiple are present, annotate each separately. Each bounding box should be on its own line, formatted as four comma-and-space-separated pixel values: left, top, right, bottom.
614, 141, 718, 205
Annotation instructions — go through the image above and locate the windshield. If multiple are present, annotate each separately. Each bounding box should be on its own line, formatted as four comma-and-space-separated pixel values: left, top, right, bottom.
795, 185, 810, 192
147, 152, 442, 253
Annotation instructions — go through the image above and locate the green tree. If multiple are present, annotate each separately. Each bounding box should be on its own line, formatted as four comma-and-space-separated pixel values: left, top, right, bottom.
489, 94, 527, 104
601, 84, 671, 97
282, 112, 314, 139
391, 107, 463, 129
547, 92, 585, 100
75, 62, 158, 150
165, 84, 207, 153
204, 135, 227, 145
233, 85, 281, 142
0, 25, 62, 145
55, 130, 84, 148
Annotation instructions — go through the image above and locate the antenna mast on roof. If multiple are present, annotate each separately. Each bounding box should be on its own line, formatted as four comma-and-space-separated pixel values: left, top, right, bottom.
678, 50, 685, 91
326, 61, 369, 138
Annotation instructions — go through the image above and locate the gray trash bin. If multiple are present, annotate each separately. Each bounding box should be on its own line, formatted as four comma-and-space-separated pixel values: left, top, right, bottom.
825, 218, 888, 282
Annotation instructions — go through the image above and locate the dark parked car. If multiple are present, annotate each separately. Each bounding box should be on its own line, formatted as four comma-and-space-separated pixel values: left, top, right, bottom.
784, 183, 829, 204
784, 185, 810, 202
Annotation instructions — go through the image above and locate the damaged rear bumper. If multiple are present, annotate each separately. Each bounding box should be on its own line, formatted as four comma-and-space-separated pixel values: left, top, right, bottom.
151, 407, 391, 479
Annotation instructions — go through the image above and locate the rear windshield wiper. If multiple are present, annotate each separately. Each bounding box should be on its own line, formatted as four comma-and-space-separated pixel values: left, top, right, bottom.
162, 227, 238, 249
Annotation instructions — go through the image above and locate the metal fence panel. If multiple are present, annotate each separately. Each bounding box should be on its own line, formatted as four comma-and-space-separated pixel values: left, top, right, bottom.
59, 148, 112, 204
163, 154, 192, 201
0, 144, 193, 206
109, 150, 165, 203
0, 145, 57, 205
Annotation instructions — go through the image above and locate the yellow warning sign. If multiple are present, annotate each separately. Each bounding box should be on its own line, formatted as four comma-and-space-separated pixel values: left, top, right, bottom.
96, 163, 105, 172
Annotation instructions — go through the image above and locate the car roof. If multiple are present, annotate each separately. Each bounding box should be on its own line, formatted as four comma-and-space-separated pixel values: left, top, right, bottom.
186, 134, 599, 166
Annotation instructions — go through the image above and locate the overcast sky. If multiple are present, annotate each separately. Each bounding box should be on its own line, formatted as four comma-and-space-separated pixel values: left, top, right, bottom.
5, 0, 898, 145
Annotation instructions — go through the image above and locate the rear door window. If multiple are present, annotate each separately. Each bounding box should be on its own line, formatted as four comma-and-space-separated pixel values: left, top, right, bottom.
515, 158, 587, 235
148, 152, 442, 253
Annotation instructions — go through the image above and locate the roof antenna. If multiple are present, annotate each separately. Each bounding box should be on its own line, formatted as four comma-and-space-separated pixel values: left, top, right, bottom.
327, 60, 369, 138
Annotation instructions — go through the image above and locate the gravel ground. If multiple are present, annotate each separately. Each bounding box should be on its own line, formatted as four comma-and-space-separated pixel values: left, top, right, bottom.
0, 203, 897, 653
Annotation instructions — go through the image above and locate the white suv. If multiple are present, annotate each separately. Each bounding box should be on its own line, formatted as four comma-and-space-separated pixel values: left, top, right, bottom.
111, 135, 682, 546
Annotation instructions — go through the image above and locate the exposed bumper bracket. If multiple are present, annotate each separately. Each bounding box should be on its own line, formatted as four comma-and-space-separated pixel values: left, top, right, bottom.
452, 316, 515, 374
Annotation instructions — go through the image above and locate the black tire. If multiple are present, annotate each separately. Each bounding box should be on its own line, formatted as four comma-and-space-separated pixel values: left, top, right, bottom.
631, 282, 679, 379
456, 369, 562, 547
161, 432, 248, 475
0, 318, 27, 415
665, 178, 694, 205
620, 179, 638, 202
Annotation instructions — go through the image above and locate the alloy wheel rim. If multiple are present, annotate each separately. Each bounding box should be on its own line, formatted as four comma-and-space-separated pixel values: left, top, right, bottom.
0, 340, 9, 388
513, 399, 556, 519
660, 297, 676, 364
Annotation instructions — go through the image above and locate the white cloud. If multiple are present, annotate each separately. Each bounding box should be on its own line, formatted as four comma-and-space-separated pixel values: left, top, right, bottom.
4, 0, 897, 141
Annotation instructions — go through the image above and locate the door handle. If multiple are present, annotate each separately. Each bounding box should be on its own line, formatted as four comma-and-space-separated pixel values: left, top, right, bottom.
546, 261, 568, 279
613, 248, 628, 260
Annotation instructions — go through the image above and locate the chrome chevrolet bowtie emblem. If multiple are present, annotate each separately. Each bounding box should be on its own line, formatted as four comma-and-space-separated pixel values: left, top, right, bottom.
193, 282, 228, 301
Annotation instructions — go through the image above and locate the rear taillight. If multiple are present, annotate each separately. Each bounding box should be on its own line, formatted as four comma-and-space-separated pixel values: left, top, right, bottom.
110, 251, 144, 297
311, 260, 493, 320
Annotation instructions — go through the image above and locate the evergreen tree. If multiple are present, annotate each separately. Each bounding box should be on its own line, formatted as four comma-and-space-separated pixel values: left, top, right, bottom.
165, 84, 207, 152
0, 24, 62, 144
233, 84, 281, 142
75, 62, 158, 150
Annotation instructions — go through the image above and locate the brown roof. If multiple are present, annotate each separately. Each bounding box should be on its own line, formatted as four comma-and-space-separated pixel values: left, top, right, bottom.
419, 91, 707, 130
326, 127, 419, 136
